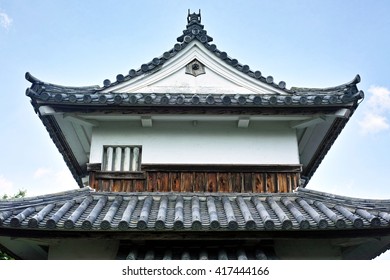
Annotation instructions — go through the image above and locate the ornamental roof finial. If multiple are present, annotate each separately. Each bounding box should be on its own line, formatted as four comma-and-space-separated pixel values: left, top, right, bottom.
178, 9, 212, 43
187, 9, 201, 25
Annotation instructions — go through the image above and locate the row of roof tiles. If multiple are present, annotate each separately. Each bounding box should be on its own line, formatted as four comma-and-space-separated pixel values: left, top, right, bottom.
1, 188, 389, 232
26, 87, 363, 107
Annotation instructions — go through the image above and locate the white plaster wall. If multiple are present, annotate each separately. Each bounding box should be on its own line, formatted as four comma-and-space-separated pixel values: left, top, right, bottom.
133, 65, 255, 94
106, 42, 286, 95
89, 121, 299, 165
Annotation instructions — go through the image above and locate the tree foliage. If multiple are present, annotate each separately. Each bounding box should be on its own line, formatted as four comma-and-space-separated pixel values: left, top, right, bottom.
0, 190, 27, 260
2, 189, 26, 200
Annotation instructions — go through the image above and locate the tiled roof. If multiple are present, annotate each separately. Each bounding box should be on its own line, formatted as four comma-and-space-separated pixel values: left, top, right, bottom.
1, 187, 390, 233
24, 10, 364, 106
25, 76, 363, 108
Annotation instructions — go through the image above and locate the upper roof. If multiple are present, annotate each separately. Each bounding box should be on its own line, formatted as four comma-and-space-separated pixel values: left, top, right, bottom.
24, 10, 364, 188
25, 11, 363, 106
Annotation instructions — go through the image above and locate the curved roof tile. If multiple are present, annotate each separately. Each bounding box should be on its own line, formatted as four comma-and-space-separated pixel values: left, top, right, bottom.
2, 187, 390, 232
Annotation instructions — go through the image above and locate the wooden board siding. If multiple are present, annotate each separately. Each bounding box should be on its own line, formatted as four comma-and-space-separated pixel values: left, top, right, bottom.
89, 165, 301, 193
231, 173, 242, 193
194, 172, 205, 192
253, 173, 265, 193
265, 174, 274, 193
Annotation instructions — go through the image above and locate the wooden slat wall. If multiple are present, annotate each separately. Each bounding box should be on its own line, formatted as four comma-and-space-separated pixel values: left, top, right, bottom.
89, 170, 300, 193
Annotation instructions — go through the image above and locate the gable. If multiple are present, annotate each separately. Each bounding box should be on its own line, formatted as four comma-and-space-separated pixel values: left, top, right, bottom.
101, 41, 287, 95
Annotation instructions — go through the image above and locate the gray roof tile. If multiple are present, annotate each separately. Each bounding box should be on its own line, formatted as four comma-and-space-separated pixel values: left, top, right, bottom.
1, 187, 390, 232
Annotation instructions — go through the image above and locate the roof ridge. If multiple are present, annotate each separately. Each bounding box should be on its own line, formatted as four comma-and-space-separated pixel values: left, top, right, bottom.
0, 187, 94, 211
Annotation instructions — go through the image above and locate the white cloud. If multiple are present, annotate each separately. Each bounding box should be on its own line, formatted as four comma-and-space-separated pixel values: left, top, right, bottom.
0, 175, 15, 196
27, 168, 78, 196
367, 86, 390, 112
358, 113, 390, 135
53, 169, 78, 190
358, 86, 390, 134
33, 167, 52, 179
0, 12, 12, 30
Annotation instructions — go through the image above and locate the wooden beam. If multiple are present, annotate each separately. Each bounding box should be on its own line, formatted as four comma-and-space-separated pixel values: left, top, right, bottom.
64, 115, 99, 127
39, 106, 59, 116
290, 116, 326, 129
141, 116, 152, 127
141, 164, 302, 173
237, 117, 250, 128
333, 108, 351, 119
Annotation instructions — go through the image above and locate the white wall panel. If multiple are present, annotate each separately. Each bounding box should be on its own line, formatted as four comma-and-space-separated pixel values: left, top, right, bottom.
90, 121, 299, 165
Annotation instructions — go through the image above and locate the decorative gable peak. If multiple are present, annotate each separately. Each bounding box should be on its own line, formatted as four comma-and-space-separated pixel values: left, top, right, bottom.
187, 9, 201, 26
177, 10, 213, 44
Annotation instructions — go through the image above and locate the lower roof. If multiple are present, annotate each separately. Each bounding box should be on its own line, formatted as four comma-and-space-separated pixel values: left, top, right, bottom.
1, 187, 390, 235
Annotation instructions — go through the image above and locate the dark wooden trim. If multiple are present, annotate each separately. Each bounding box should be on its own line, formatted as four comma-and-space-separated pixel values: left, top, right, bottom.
87, 163, 102, 171
50, 104, 344, 116
1, 227, 390, 241
94, 171, 146, 180
141, 164, 302, 173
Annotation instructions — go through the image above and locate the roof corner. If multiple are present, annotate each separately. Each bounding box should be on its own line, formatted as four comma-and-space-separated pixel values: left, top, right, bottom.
25, 72, 43, 85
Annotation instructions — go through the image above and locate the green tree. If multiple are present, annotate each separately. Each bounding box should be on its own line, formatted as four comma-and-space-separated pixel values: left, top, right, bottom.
0, 190, 27, 260
2, 189, 26, 199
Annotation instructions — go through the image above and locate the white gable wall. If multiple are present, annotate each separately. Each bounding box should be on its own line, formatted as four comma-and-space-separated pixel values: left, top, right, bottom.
102, 42, 287, 95
131, 64, 255, 94
89, 120, 299, 166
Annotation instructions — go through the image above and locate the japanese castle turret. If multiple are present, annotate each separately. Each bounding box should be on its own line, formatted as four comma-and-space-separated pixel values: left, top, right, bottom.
1, 11, 390, 260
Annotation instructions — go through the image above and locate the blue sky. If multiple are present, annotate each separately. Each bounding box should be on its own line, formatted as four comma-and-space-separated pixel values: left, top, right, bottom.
1, 1, 390, 257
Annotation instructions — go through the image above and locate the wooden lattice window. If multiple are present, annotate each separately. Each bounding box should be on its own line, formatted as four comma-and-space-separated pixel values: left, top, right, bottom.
102, 145, 142, 172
